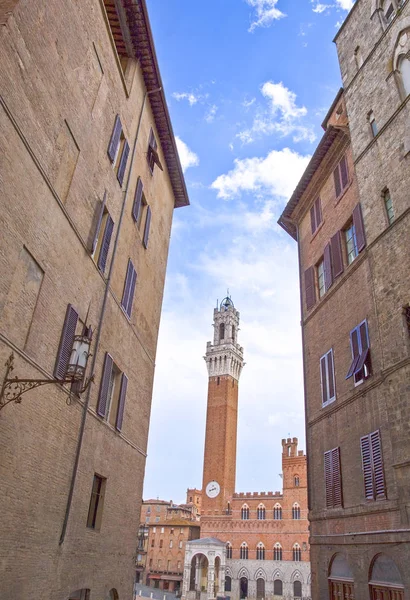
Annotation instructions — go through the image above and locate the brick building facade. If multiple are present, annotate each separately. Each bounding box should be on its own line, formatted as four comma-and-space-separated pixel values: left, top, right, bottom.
182, 299, 311, 600
279, 1, 410, 592
0, 1, 188, 599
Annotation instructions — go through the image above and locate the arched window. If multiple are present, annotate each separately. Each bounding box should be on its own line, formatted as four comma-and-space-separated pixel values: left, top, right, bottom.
257, 504, 266, 520
241, 504, 249, 520
240, 542, 248, 560
292, 503, 301, 520
219, 322, 225, 340
226, 542, 232, 559
273, 580, 283, 596
354, 46, 363, 69
273, 543, 282, 561
68, 591, 91, 600
256, 542, 265, 560
294, 476, 300, 487
256, 578, 265, 599
273, 503, 282, 520
293, 544, 302, 561
225, 576, 232, 592
369, 553, 404, 599
399, 55, 410, 97
383, 189, 395, 225
293, 581, 302, 598
328, 553, 354, 600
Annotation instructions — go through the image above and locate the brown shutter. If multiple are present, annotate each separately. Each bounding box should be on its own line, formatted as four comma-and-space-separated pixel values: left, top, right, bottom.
304, 266, 316, 310
328, 350, 335, 400
310, 206, 316, 234
346, 328, 360, 379
315, 197, 322, 227
332, 447, 343, 507
117, 140, 130, 186
121, 260, 137, 318
89, 191, 107, 253
353, 203, 366, 252
54, 305, 78, 380
361, 434, 374, 500
115, 373, 128, 431
97, 214, 114, 274
97, 353, 113, 418
324, 242, 333, 291
320, 355, 328, 405
108, 115, 122, 162
132, 178, 144, 222
333, 165, 341, 198
371, 430, 386, 499
330, 231, 344, 278
143, 205, 152, 249
355, 320, 371, 374
340, 155, 349, 189
324, 450, 333, 508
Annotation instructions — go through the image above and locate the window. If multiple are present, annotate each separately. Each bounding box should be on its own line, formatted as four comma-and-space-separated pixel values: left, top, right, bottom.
256, 542, 265, 560
225, 576, 232, 592
399, 54, 410, 97
328, 554, 354, 600
293, 580, 302, 598
317, 259, 325, 299
153, 526, 156, 533
346, 319, 371, 384
320, 348, 336, 406
273, 543, 282, 561
368, 111, 378, 137
167, 560, 171, 571
292, 503, 301, 519
293, 544, 302, 561
324, 447, 343, 508
149, 558, 153, 567
241, 504, 249, 520
294, 476, 300, 487
361, 430, 386, 500
219, 322, 225, 340
354, 46, 363, 68
310, 197, 323, 234
179, 541, 183, 549
333, 155, 349, 199
383, 189, 395, 225
170, 528, 174, 534
232, 325, 236, 340
240, 542, 248, 559
344, 203, 366, 266
226, 542, 232, 559
107, 115, 129, 185
169, 540, 173, 548
273, 580, 283, 596
369, 554, 404, 599
86, 474, 106, 530
155, 517, 160, 522
147, 128, 163, 174
161, 527, 164, 533
177, 561, 182, 569
345, 222, 358, 265
404, 305, 410, 338
158, 559, 161, 568
160, 540, 163, 548
257, 504, 266, 520
145, 517, 149, 523
189, 496, 193, 502
146, 506, 151, 514
180, 527, 184, 534
384, 1, 395, 23
156, 505, 161, 512
92, 204, 114, 275
256, 578, 265, 599
96, 353, 128, 431
273, 504, 282, 520
151, 539, 155, 547
121, 259, 137, 318
69, 590, 91, 600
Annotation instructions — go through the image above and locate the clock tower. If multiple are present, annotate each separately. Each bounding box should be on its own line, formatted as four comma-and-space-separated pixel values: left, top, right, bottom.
201, 297, 244, 515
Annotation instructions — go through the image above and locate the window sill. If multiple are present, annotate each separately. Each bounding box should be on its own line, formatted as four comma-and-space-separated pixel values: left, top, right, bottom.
322, 397, 336, 409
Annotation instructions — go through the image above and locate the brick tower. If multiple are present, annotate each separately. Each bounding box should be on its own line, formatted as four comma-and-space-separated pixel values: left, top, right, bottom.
201, 297, 244, 515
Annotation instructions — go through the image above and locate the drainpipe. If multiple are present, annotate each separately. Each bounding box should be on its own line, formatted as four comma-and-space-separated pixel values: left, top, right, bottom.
59, 86, 162, 545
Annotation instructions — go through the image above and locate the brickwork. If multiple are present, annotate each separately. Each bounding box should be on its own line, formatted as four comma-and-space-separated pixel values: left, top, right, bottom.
0, 0, 188, 598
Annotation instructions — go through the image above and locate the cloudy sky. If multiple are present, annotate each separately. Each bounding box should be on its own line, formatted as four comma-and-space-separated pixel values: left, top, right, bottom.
143, 0, 354, 504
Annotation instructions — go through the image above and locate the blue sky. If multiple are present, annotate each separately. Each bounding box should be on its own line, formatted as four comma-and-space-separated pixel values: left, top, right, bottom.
143, 0, 354, 504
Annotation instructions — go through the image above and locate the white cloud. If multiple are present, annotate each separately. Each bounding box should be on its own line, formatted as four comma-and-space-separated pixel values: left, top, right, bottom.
211, 147, 310, 200
205, 104, 218, 123
311, 0, 354, 13
262, 81, 307, 120
175, 136, 199, 173
312, 3, 331, 12
245, 0, 286, 32
336, 0, 354, 8
172, 92, 206, 106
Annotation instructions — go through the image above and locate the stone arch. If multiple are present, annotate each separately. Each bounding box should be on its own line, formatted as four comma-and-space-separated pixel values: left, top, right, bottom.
238, 567, 250, 580
225, 566, 233, 577
291, 569, 304, 583
369, 552, 403, 588
272, 568, 284, 581
109, 591, 119, 600
254, 567, 267, 581
328, 553, 354, 580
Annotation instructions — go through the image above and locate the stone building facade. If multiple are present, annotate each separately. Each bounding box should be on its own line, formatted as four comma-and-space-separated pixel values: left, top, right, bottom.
279, 1, 410, 591
0, 1, 188, 599
182, 299, 311, 600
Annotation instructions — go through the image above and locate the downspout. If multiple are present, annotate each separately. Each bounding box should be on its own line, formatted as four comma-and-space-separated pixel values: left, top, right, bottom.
59, 86, 162, 545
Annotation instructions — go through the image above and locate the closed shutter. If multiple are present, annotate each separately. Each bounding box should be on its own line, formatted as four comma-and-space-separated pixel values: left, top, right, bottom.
143, 205, 152, 249
97, 353, 113, 417
315, 197, 322, 228
332, 447, 343, 507
370, 430, 386, 499
346, 327, 360, 379
132, 178, 144, 222
361, 434, 374, 500
340, 155, 349, 189
333, 165, 342, 198
89, 191, 107, 253
324, 242, 333, 291
117, 140, 130, 186
353, 203, 366, 252
330, 231, 344, 278
115, 373, 128, 431
324, 450, 333, 508
97, 214, 114, 274
108, 115, 122, 162
304, 266, 316, 310
54, 304, 78, 380
121, 260, 137, 318
321, 355, 328, 405
310, 206, 317, 235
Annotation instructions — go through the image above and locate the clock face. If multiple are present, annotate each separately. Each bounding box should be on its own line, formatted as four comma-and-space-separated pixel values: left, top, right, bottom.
206, 481, 221, 498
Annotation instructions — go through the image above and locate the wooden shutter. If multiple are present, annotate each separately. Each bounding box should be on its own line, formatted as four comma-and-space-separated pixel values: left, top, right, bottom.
332, 447, 343, 507
324, 242, 333, 291
315, 197, 322, 227
328, 350, 335, 400
108, 115, 122, 162
89, 191, 107, 253
346, 327, 360, 379
121, 260, 137, 317
310, 206, 317, 234
361, 434, 374, 500
333, 165, 342, 198
97, 353, 113, 417
330, 231, 344, 278
132, 178, 144, 222
117, 140, 130, 186
370, 430, 386, 499
97, 214, 114, 274
324, 450, 333, 507
304, 266, 316, 310
143, 205, 152, 249
353, 203, 366, 252
321, 355, 328, 405
54, 304, 78, 380
340, 155, 349, 189
115, 373, 128, 431
355, 320, 370, 373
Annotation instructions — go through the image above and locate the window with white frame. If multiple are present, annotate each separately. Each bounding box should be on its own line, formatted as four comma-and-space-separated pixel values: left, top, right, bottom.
241, 504, 249, 520
256, 542, 265, 560
226, 542, 232, 559
292, 503, 301, 520
320, 348, 336, 406
344, 221, 358, 265
273, 543, 282, 561
240, 542, 249, 559
293, 543, 302, 561
257, 504, 266, 520
273, 503, 282, 520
